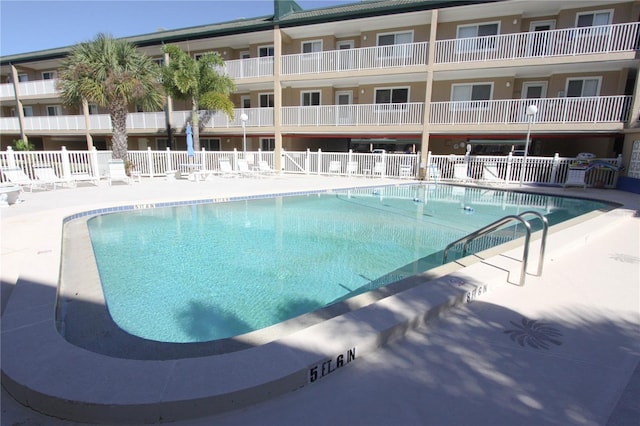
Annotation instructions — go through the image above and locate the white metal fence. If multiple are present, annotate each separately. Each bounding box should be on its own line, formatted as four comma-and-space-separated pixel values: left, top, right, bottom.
427, 152, 623, 188
0, 146, 623, 188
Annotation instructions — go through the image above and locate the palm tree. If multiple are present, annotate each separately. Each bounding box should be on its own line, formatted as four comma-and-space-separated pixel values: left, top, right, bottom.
162, 44, 235, 151
58, 33, 164, 160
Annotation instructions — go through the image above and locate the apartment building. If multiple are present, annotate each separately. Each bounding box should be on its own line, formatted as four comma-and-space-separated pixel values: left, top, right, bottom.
1, 0, 639, 173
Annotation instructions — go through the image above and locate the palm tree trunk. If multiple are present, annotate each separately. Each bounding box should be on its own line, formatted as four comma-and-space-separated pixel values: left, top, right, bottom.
191, 98, 201, 152
110, 102, 129, 160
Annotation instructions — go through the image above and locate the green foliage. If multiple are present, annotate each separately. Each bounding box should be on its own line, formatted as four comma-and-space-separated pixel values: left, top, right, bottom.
161, 44, 236, 150
57, 33, 165, 159
13, 139, 34, 151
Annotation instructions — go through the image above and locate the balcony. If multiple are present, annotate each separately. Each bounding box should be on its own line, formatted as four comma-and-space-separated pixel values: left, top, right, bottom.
0, 79, 59, 101
281, 42, 429, 75
216, 57, 274, 79
435, 22, 640, 64
282, 103, 425, 127
430, 95, 632, 125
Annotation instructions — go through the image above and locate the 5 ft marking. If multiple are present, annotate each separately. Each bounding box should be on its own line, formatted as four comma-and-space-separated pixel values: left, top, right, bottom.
309, 347, 356, 383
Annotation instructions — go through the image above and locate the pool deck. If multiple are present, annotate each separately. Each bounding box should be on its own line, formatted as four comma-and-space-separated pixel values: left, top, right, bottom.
1, 174, 639, 425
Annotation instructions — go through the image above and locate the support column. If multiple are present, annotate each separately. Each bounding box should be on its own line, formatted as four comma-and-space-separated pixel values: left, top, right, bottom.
273, 26, 283, 172
419, 9, 438, 177
164, 51, 174, 148
10, 65, 27, 143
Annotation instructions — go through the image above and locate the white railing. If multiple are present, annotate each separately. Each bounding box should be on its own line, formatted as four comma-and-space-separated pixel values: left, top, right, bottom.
281, 42, 429, 75
435, 22, 640, 64
427, 152, 623, 188
0, 146, 100, 182
282, 103, 424, 127
430, 96, 632, 125
218, 57, 274, 79
171, 108, 274, 129
24, 115, 87, 131
0, 83, 15, 99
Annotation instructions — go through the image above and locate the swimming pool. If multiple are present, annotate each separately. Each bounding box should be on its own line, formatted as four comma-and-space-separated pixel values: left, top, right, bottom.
82, 184, 607, 344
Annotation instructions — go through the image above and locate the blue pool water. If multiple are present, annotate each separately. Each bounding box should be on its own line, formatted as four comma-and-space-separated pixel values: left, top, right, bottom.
87, 184, 607, 343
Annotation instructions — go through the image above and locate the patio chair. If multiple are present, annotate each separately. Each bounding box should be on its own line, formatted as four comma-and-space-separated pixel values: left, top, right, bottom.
108, 160, 130, 185
373, 162, 386, 177
329, 161, 342, 174
563, 168, 587, 190
219, 160, 236, 177
453, 163, 471, 182
71, 171, 99, 186
237, 159, 256, 177
258, 161, 276, 176
1, 167, 38, 192
482, 164, 504, 185
33, 165, 65, 191
346, 161, 358, 175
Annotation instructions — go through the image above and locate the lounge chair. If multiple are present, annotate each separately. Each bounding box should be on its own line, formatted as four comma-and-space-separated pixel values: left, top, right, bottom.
453, 163, 471, 182
33, 166, 65, 191
237, 159, 256, 177
108, 160, 130, 185
563, 167, 587, 190
219, 160, 236, 177
482, 163, 504, 185
373, 162, 386, 177
258, 161, 276, 176
71, 171, 100, 186
329, 161, 342, 174
346, 161, 358, 175
399, 164, 413, 178
1, 167, 38, 192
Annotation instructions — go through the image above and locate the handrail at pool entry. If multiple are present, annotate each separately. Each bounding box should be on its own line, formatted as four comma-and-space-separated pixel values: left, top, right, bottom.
443, 210, 548, 286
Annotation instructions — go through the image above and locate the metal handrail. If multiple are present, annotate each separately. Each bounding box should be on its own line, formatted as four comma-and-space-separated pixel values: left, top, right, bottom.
442, 211, 548, 286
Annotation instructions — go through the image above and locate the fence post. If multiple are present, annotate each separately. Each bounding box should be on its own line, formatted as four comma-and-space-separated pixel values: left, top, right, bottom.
6, 146, 16, 168
305, 148, 310, 174
348, 149, 353, 176
317, 148, 322, 175
233, 148, 238, 171
201, 148, 207, 170
166, 147, 171, 173
550, 153, 560, 184
505, 151, 513, 184
61, 146, 73, 183
147, 147, 155, 177
90, 147, 100, 180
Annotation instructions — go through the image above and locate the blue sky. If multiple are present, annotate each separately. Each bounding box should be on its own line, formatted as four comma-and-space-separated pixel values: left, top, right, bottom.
0, 0, 356, 56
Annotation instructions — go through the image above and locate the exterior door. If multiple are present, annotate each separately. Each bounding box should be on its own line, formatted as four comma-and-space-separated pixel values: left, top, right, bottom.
521, 82, 547, 122
337, 40, 354, 70
335, 91, 353, 125
528, 20, 555, 56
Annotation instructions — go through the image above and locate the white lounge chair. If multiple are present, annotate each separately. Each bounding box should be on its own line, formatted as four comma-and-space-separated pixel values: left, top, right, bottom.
258, 161, 276, 176
237, 159, 256, 177
71, 171, 99, 186
1, 167, 37, 192
33, 166, 64, 191
482, 164, 504, 185
108, 160, 130, 185
453, 163, 471, 182
373, 162, 386, 177
564, 168, 587, 190
219, 160, 236, 177
347, 161, 358, 175
329, 160, 342, 174
427, 164, 441, 182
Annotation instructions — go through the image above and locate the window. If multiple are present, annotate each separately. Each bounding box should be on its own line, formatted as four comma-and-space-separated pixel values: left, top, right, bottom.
258, 46, 274, 57
42, 71, 57, 80
88, 104, 99, 114
23, 106, 33, 117
240, 51, 250, 59
47, 105, 61, 116
152, 57, 164, 66
576, 10, 612, 27
259, 93, 274, 108
302, 40, 322, 53
17, 73, 28, 82
375, 87, 409, 104
456, 22, 500, 51
451, 83, 493, 109
377, 31, 413, 46
156, 138, 169, 150
261, 138, 275, 151
301, 91, 320, 106
200, 138, 220, 151
566, 78, 600, 97
241, 96, 251, 109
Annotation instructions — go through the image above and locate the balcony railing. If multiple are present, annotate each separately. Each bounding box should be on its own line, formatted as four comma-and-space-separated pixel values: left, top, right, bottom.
281, 42, 429, 75
430, 95, 632, 125
282, 103, 425, 127
435, 22, 640, 64
216, 57, 274, 79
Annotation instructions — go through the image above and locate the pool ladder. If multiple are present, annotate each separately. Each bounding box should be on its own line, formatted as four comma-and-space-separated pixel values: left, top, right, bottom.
443, 211, 549, 286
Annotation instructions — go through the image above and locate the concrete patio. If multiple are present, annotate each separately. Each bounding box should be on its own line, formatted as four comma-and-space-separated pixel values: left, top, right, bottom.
1, 175, 638, 425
